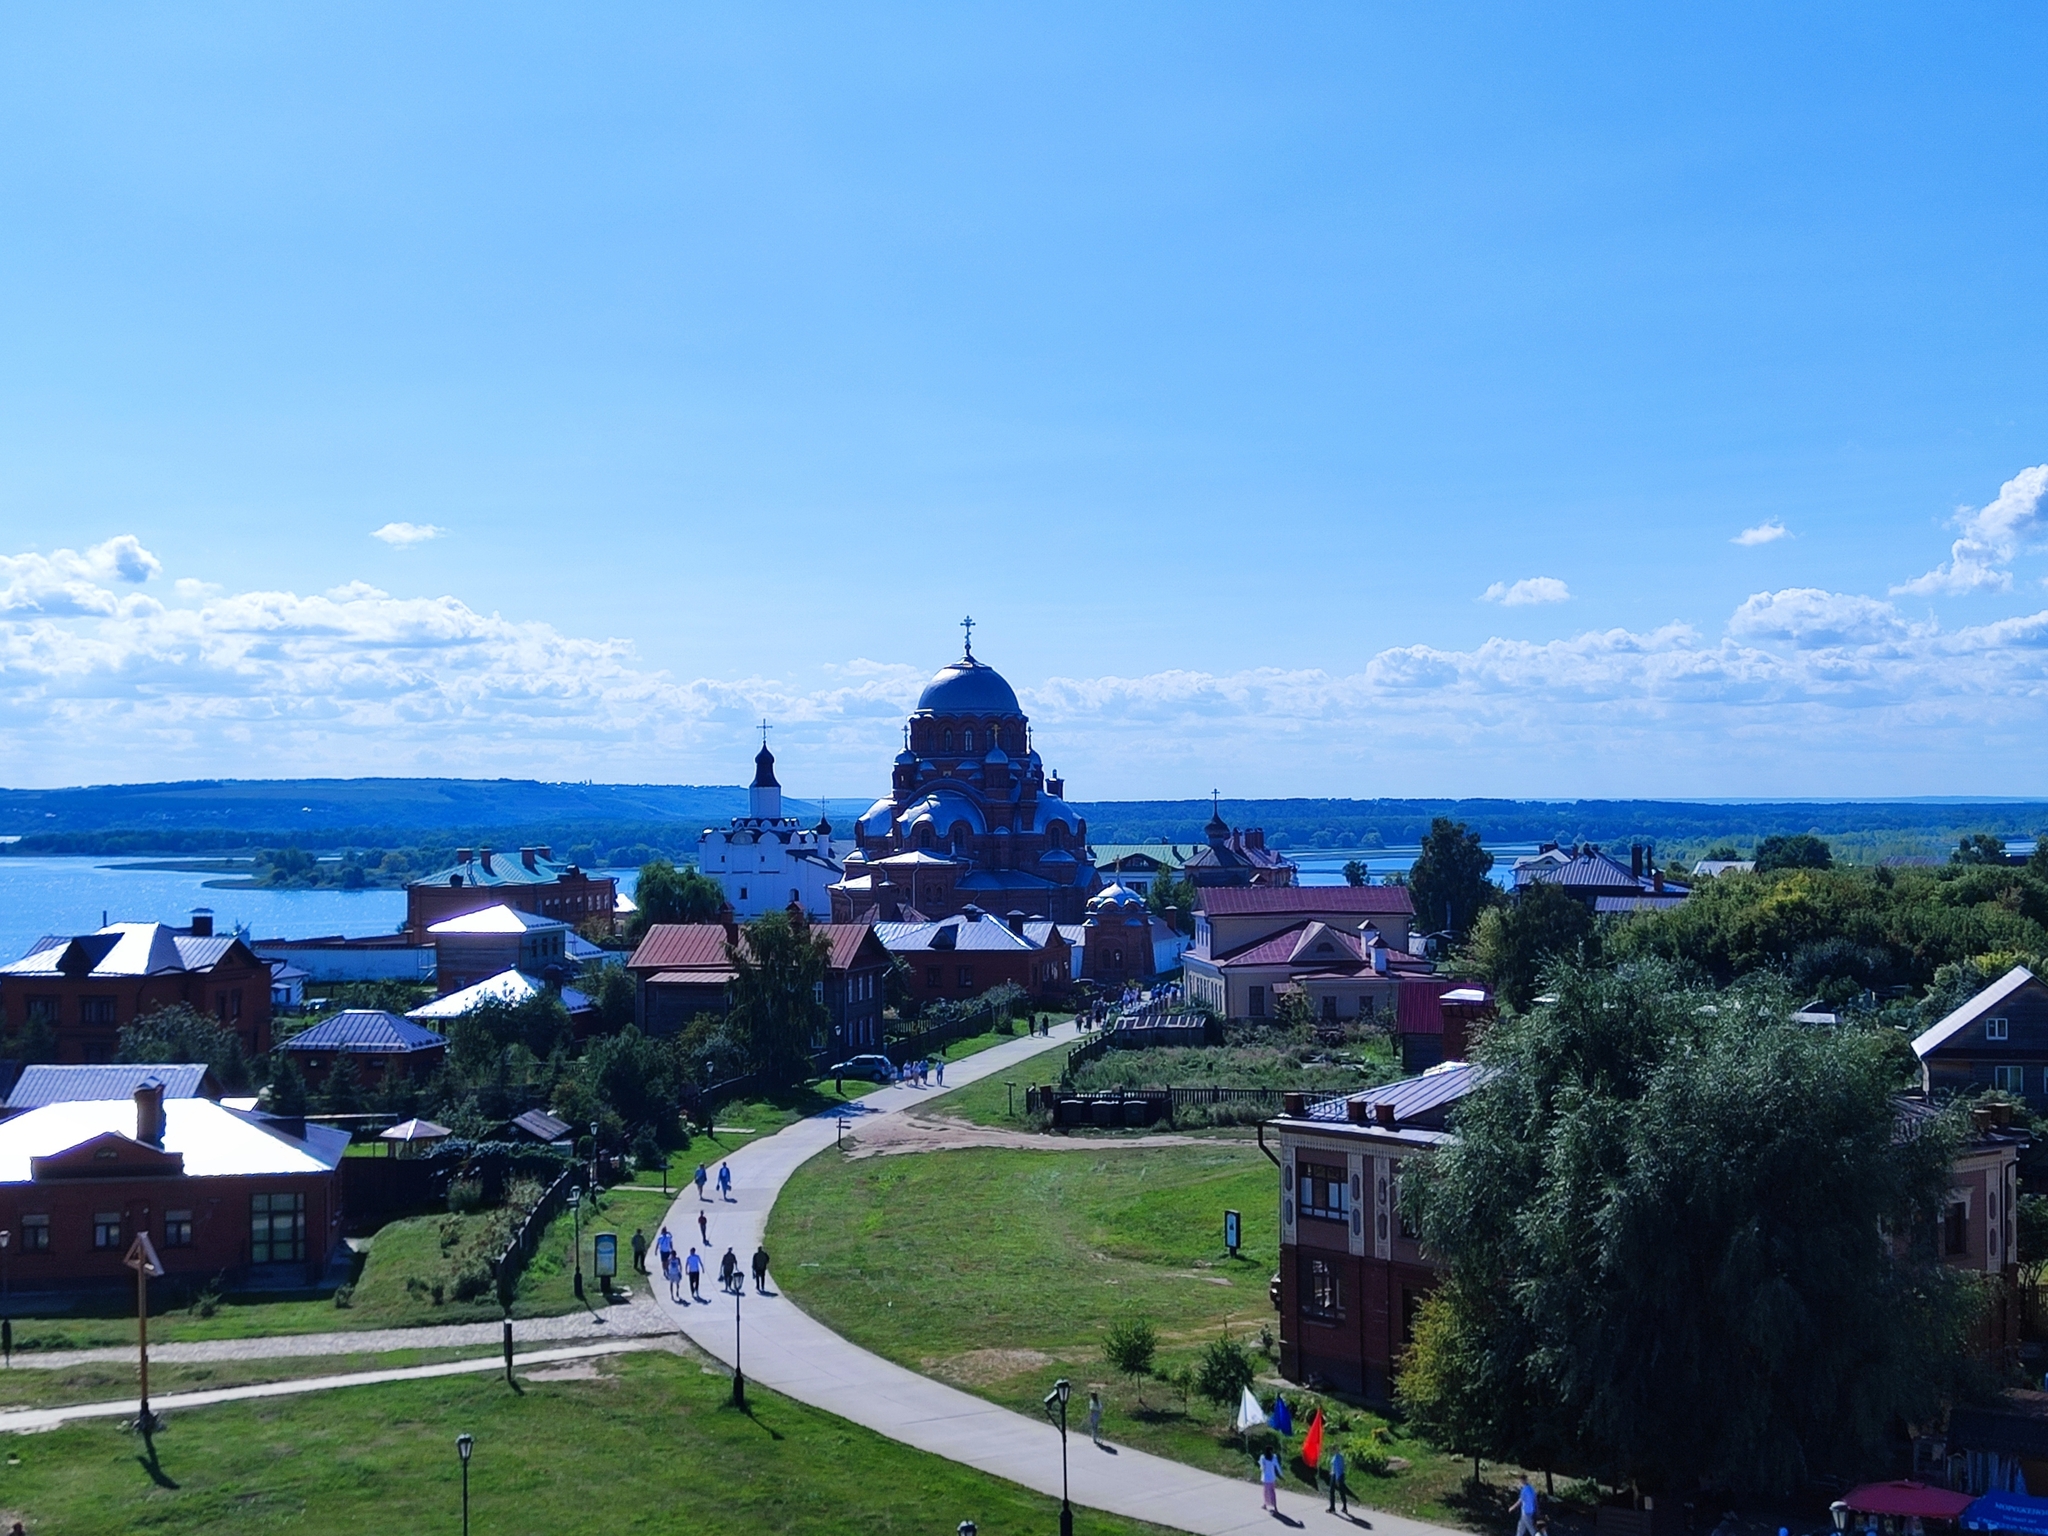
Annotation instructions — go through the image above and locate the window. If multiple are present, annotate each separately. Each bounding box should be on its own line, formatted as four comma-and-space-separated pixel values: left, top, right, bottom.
957, 966, 974, 989
93, 1212, 121, 1250
1987, 1017, 2010, 1041
943, 729, 953, 751
1321, 995, 1338, 1022
926, 966, 942, 988
1302, 1255, 1343, 1321
250, 1192, 306, 1264
20, 1215, 49, 1253
23, 996, 57, 1027
1994, 1065, 2026, 1092
1944, 1201, 1968, 1257
1297, 1160, 1350, 1221
164, 1211, 193, 1248
79, 997, 116, 1026
1248, 986, 1266, 1018
963, 728, 974, 751
739, 886, 748, 901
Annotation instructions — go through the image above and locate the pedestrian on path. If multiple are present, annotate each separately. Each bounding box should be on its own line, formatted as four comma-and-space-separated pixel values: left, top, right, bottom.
1259, 1451, 1281, 1513
694, 1163, 709, 1201
1327, 1448, 1348, 1514
1514, 1476, 1540, 1536
685, 1246, 704, 1301
751, 1244, 770, 1292
935, 1056, 945, 1086
630, 1228, 648, 1275
1087, 1390, 1102, 1445
656, 1225, 675, 1272
697, 1209, 709, 1247
718, 1162, 733, 1201
663, 1249, 681, 1302
720, 1246, 740, 1293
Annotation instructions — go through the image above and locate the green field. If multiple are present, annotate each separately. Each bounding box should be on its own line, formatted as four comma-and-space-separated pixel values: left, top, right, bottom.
0, 1345, 490, 1413
0, 1347, 1176, 1535
767, 1141, 1484, 1524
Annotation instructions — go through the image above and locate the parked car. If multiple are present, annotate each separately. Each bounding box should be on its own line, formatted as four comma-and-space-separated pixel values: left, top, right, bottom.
830, 1053, 896, 1084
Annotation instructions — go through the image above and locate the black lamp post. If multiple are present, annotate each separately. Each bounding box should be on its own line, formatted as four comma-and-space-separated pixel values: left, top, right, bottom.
570, 1188, 584, 1301
457, 1433, 474, 1536
1043, 1377, 1073, 1536
730, 1263, 745, 1408
1, 1227, 12, 1368
589, 1119, 600, 1189
1832, 1503, 1850, 1535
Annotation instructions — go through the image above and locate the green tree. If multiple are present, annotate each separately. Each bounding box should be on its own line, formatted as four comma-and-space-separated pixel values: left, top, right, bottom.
1409, 818, 1496, 942
1146, 870, 1199, 936
579, 959, 638, 1033
1341, 859, 1369, 888
265, 1052, 309, 1116
628, 858, 726, 939
1193, 1332, 1257, 1411
1102, 1317, 1159, 1404
1401, 961, 1981, 1495
1952, 832, 2011, 866
728, 910, 831, 1085
1754, 832, 1832, 872
1466, 880, 1595, 1012
2031, 836, 2048, 878
116, 1002, 251, 1090
320, 1052, 366, 1114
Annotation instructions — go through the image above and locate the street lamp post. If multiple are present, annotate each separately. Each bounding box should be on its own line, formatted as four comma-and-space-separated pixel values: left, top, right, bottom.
457, 1433, 474, 1536
1043, 1377, 1073, 1536
730, 1263, 745, 1408
589, 1119, 600, 1189
570, 1188, 584, 1301
1, 1227, 12, 1368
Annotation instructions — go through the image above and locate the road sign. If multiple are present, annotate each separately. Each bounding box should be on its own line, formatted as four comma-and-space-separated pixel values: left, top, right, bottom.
593, 1232, 617, 1279
1224, 1209, 1241, 1256
123, 1233, 163, 1278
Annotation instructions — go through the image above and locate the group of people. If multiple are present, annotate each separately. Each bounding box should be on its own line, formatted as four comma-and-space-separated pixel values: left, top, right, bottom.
898, 1056, 943, 1087
638, 1222, 770, 1303
693, 1161, 734, 1202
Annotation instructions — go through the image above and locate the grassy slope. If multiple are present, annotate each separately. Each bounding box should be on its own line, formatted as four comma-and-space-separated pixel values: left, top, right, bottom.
0, 1349, 1178, 1536
768, 1142, 1482, 1525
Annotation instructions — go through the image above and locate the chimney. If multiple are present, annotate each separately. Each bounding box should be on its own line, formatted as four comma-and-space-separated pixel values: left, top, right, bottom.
521, 847, 538, 872
1375, 1101, 1397, 1130
1282, 1092, 1307, 1118
479, 847, 494, 873
538, 845, 553, 861
1630, 844, 1643, 879
720, 901, 738, 945
457, 848, 472, 865
1006, 911, 1026, 937
1652, 870, 1665, 894
1347, 1098, 1371, 1125
134, 1080, 166, 1147
1373, 947, 1388, 975
189, 908, 214, 938
1248, 829, 1264, 851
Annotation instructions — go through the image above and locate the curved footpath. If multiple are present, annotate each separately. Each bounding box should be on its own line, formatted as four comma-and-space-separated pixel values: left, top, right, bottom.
653, 1023, 1460, 1536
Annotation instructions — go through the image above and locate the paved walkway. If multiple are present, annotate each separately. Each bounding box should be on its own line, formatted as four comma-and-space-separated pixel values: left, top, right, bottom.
0, 1338, 671, 1434
12, 1295, 674, 1371
650, 1021, 1461, 1536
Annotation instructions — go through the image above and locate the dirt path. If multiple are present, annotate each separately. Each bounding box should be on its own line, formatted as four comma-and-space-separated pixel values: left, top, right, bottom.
839, 1109, 1240, 1158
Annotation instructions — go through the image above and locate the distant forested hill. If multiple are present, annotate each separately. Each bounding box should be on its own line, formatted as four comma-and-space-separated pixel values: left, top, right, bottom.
1, 779, 2043, 865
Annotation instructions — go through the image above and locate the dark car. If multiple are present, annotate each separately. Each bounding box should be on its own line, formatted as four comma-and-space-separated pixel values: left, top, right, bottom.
830, 1054, 896, 1083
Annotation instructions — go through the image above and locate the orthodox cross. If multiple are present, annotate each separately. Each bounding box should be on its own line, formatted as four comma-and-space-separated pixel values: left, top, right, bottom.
758, 719, 772, 749
961, 614, 975, 657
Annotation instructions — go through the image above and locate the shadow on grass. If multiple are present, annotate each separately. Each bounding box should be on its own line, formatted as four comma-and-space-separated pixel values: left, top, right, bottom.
721, 1397, 786, 1441
135, 1428, 178, 1490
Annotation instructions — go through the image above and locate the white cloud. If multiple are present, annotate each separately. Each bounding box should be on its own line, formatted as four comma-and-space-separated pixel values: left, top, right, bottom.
1732, 521, 1791, 546
1480, 576, 1572, 606
1894, 464, 2048, 596
1726, 588, 1915, 649
370, 522, 447, 547
0, 537, 162, 617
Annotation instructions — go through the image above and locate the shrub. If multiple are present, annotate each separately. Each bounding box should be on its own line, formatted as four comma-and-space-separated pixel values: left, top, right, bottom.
430, 1280, 446, 1306
1349, 1442, 1392, 1477
332, 1282, 355, 1309
452, 1263, 495, 1302
1194, 1332, 1256, 1408
447, 1179, 487, 1215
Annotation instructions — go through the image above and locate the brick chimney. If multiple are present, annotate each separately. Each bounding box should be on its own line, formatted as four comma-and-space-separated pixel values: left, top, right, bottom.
189, 908, 214, 938
720, 901, 738, 945
520, 847, 538, 872
134, 1079, 166, 1147
1346, 1098, 1371, 1125
1282, 1092, 1307, 1117
457, 848, 473, 865
1374, 1101, 1397, 1129
1652, 870, 1665, 894
1630, 844, 1643, 879
1006, 911, 1027, 937
479, 846, 494, 874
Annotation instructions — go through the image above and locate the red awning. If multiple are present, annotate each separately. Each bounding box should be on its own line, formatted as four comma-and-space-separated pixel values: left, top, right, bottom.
1844, 1483, 1976, 1520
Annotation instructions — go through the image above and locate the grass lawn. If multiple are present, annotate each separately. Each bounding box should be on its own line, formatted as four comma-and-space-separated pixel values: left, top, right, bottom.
7, 1192, 648, 1353
768, 1141, 1486, 1526
0, 1347, 1179, 1536
0, 1345, 491, 1412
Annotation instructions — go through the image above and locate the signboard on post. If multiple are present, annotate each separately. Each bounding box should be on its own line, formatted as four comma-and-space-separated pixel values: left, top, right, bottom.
1224, 1209, 1241, 1256
593, 1232, 617, 1280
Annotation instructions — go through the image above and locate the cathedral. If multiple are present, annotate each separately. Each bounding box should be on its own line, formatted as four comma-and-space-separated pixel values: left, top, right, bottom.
696, 734, 844, 919
830, 633, 1101, 924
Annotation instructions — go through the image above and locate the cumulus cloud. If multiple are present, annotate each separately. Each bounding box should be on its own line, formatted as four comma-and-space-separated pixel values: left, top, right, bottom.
1733, 521, 1791, 546
1726, 588, 1916, 649
0, 537, 163, 617
1894, 464, 2048, 596
370, 522, 447, 547
1480, 576, 1572, 606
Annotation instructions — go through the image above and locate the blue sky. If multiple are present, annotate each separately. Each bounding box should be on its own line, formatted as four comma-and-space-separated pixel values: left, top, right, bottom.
2, 4, 2046, 800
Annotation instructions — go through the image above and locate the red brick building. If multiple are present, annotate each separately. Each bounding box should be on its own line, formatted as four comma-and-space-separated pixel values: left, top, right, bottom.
0, 916, 273, 1064
275, 1010, 449, 1092
873, 907, 1074, 1009
625, 917, 893, 1057
0, 1081, 348, 1290
406, 846, 618, 942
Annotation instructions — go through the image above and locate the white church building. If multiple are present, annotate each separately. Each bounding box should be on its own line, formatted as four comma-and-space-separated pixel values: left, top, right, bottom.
696, 739, 846, 920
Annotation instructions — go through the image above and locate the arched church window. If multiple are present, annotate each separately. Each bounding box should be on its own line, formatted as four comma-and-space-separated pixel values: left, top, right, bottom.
952, 828, 968, 855
963, 728, 974, 751
918, 825, 936, 850
943, 729, 953, 752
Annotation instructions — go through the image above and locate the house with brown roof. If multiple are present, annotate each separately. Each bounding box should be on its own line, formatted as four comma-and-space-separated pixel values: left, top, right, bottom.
1913, 965, 2048, 1111
0, 913, 274, 1064
1182, 885, 1419, 1022
872, 906, 1074, 1009
625, 917, 892, 1056
1181, 799, 1298, 889
1515, 844, 1688, 911
405, 845, 617, 942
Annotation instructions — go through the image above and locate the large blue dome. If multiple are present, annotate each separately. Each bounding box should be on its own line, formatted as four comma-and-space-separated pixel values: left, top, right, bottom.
915, 657, 1022, 718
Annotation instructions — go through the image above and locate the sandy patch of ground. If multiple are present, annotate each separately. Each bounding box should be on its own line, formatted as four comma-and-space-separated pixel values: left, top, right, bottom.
841, 1112, 1220, 1160
928, 1347, 1060, 1388
522, 1358, 604, 1382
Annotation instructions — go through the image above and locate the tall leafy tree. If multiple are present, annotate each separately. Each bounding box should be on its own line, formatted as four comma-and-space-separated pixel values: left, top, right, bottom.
1408, 817, 1496, 942
728, 910, 831, 1085
1467, 880, 1595, 1011
629, 858, 726, 938
1341, 859, 1369, 888
1754, 832, 1833, 872
116, 1002, 251, 1090
1400, 961, 1982, 1494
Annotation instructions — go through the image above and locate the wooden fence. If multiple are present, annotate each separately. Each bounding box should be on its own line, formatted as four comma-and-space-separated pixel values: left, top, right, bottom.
491, 1165, 582, 1308
1023, 1084, 1293, 1128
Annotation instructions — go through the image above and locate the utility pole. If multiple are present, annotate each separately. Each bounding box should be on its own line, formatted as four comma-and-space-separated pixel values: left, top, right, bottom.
124, 1233, 164, 1432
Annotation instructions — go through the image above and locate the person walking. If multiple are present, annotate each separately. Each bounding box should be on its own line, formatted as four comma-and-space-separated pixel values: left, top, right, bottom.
934, 1055, 945, 1086
694, 1163, 709, 1201
1259, 1451, 1281, 1513
655, 1225, 675, 1274
720, 1246, 740, 1293
751, 1243, 770, 1292
697, 1209, 709, 1247
662, 1249, 681, 1302
685, 1246, 704, 1301
1328, 1447, 1349, 1515
717, 1162, 734, 1201
1087, 1390, 1103, 1445
1514, 1476, 1540, 1536
630, 1227, 648, 1276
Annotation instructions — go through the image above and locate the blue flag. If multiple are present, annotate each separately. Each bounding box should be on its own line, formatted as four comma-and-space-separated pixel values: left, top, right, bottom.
1269, 1396, 1293, 1435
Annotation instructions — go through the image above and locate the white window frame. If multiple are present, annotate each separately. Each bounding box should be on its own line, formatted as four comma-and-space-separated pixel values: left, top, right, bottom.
1992, 1064, 2025, 1092
1986, 1017, 2010, 1041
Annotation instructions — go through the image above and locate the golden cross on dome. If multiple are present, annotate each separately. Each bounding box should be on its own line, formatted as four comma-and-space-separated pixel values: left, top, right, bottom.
961, 614, 975, 657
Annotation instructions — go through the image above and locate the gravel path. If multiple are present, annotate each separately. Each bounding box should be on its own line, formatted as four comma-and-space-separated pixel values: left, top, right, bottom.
12, 1294, 675, 1370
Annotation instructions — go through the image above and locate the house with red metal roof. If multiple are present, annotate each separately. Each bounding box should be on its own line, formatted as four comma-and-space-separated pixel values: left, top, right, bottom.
1182, 885, 1419, 1022
872, 906, 1074, 1009
626, 916, 892, 1056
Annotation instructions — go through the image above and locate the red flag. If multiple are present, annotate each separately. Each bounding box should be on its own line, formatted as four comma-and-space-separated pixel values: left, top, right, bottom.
1302, 1408, 1325, 1469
